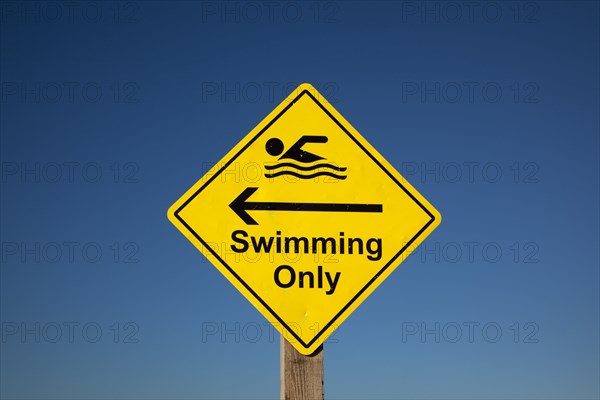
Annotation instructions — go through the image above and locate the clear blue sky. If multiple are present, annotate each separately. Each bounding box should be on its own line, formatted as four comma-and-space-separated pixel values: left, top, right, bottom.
1, 1, 598, 399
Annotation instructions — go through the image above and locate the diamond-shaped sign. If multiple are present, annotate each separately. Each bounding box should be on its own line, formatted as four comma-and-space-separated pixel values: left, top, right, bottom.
168, 83, 441, 355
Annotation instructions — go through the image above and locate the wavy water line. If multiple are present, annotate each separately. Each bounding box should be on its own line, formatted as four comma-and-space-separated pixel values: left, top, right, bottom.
263, 162, 347, 172
264, 170, 347, 180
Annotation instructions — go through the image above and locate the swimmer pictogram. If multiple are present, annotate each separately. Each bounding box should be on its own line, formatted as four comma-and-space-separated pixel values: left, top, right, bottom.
264, 135, 347, 180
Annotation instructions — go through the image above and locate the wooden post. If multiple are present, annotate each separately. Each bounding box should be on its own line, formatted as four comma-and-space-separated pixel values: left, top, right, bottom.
280, 335, 324, 400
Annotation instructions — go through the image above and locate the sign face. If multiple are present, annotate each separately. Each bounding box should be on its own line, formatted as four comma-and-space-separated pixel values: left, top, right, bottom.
168, 83, 441, 355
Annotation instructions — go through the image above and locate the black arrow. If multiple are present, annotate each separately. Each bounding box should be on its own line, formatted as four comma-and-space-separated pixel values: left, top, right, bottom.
229, 187, 383, 225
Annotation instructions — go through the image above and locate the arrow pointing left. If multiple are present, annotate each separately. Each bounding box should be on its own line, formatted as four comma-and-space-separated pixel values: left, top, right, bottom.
229, 187, 383, 225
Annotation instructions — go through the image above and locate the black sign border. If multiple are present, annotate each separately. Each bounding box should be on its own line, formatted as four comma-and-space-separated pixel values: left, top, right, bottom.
174, 89, 436, 350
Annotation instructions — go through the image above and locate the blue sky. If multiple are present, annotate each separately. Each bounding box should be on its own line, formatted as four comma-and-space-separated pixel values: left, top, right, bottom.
1, 1, 599, 399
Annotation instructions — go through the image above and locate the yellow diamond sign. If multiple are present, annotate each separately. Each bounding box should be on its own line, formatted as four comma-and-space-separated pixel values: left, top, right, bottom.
168, 83, 441, 355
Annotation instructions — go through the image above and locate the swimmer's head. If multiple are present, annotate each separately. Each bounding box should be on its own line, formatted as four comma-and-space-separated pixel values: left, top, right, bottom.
266, 138, 284, 156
